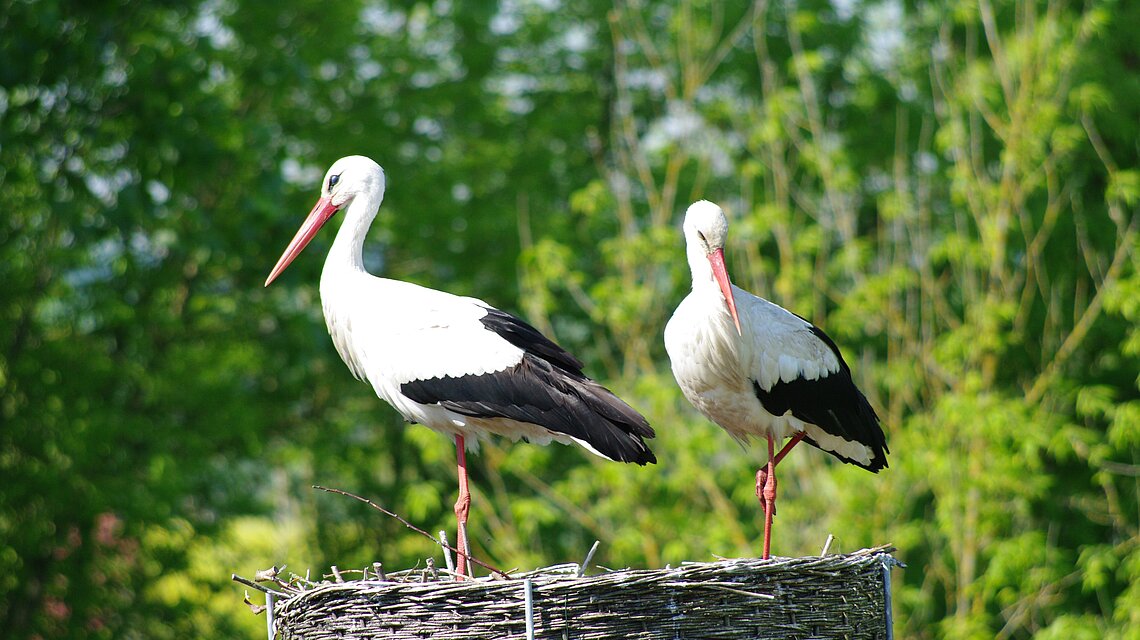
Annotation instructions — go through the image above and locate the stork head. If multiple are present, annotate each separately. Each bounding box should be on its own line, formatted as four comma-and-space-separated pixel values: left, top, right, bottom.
683, 200, 741, 335
265, 156, 386, 286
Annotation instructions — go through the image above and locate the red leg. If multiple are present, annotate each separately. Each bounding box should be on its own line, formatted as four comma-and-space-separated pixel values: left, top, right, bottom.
757, 432, 806, 560
454, 435, 471, 580
773, 432, 806, 466
760, 434, 776, 559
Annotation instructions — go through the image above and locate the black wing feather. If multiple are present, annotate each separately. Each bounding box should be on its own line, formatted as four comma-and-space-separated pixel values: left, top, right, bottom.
399, 308, 656, 465
752, 326, 889, 471
478, 308, 585, 373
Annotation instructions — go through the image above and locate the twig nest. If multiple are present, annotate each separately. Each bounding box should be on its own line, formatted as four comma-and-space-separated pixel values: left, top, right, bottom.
271, 548, 899, 640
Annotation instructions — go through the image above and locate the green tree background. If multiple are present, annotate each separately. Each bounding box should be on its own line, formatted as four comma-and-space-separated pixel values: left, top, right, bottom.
2, 0, 1137, 638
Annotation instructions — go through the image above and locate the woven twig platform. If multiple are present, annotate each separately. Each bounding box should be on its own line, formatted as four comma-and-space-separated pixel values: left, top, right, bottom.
268, 548, 899, 639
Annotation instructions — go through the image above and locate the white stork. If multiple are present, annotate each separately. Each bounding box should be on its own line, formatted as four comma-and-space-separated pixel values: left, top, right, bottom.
664, 200, 887, 559
264, 155, 656, 577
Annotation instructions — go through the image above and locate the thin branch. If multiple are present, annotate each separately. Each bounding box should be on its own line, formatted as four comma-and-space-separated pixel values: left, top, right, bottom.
479, 444, 613, 542
312, 485, 510, 579
697, 1, 762, 91
1025, 216, 1137, 404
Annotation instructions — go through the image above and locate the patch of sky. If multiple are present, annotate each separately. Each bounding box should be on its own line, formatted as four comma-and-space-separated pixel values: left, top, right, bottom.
864, 0, 905, 74
318, 61, 339, 82
147, 180, 171, 205
831, 0, 857, 21
350, 45, 383, 82
491, 1, 522, 36
625, 68, 669, 95
84, 168, 134, 208
915, 151, 937, 175
642, 101, 737, 177
413, 116, 444, 141
485, 73, 538, 115
281, 157, 323, 187
361, 3, 406, 36
193, 0, 236, 50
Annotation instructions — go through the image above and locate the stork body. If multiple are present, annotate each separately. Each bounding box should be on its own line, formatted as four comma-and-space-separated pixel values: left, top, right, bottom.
664, 200, 887, 559
266, 156, 655, 577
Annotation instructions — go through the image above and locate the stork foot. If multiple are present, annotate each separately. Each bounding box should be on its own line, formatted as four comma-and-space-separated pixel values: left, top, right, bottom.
755, 467, 775, 516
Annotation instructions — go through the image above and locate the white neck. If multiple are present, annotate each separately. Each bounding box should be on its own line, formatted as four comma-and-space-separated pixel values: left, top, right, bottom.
686, 240, 717, 292
324, 188, 383, 276
318, 187, 386, 379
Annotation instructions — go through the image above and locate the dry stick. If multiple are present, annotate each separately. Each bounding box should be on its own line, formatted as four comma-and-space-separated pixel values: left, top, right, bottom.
254, 565, 283, 582
439, 530, 455, 573
577, 540, 601, 578
311, 485, 509, 579
460, 526, 473, 577
820, 534, 835, 557
231, 574, 286, 597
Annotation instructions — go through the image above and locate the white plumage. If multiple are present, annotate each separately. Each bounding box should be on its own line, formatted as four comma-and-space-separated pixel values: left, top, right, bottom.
665, 200, 887, 558
265, 155, 655, 576
321, 274, 524, 437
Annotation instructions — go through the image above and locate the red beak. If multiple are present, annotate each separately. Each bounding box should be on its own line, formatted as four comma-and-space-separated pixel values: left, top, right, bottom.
264, 196, 339, 287
707, 247, 742, 335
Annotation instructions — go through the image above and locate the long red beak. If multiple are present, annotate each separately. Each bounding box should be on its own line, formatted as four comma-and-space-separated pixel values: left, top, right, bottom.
264, 196, 339, 287
707, 248, 742, 335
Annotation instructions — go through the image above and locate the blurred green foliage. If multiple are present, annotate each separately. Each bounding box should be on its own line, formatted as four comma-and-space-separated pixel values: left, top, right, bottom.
2, 0, 1138, 638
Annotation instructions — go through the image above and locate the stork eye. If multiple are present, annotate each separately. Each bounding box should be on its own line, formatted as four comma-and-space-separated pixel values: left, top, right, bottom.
697, 230, 707, 243
328, 174, 341, 190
